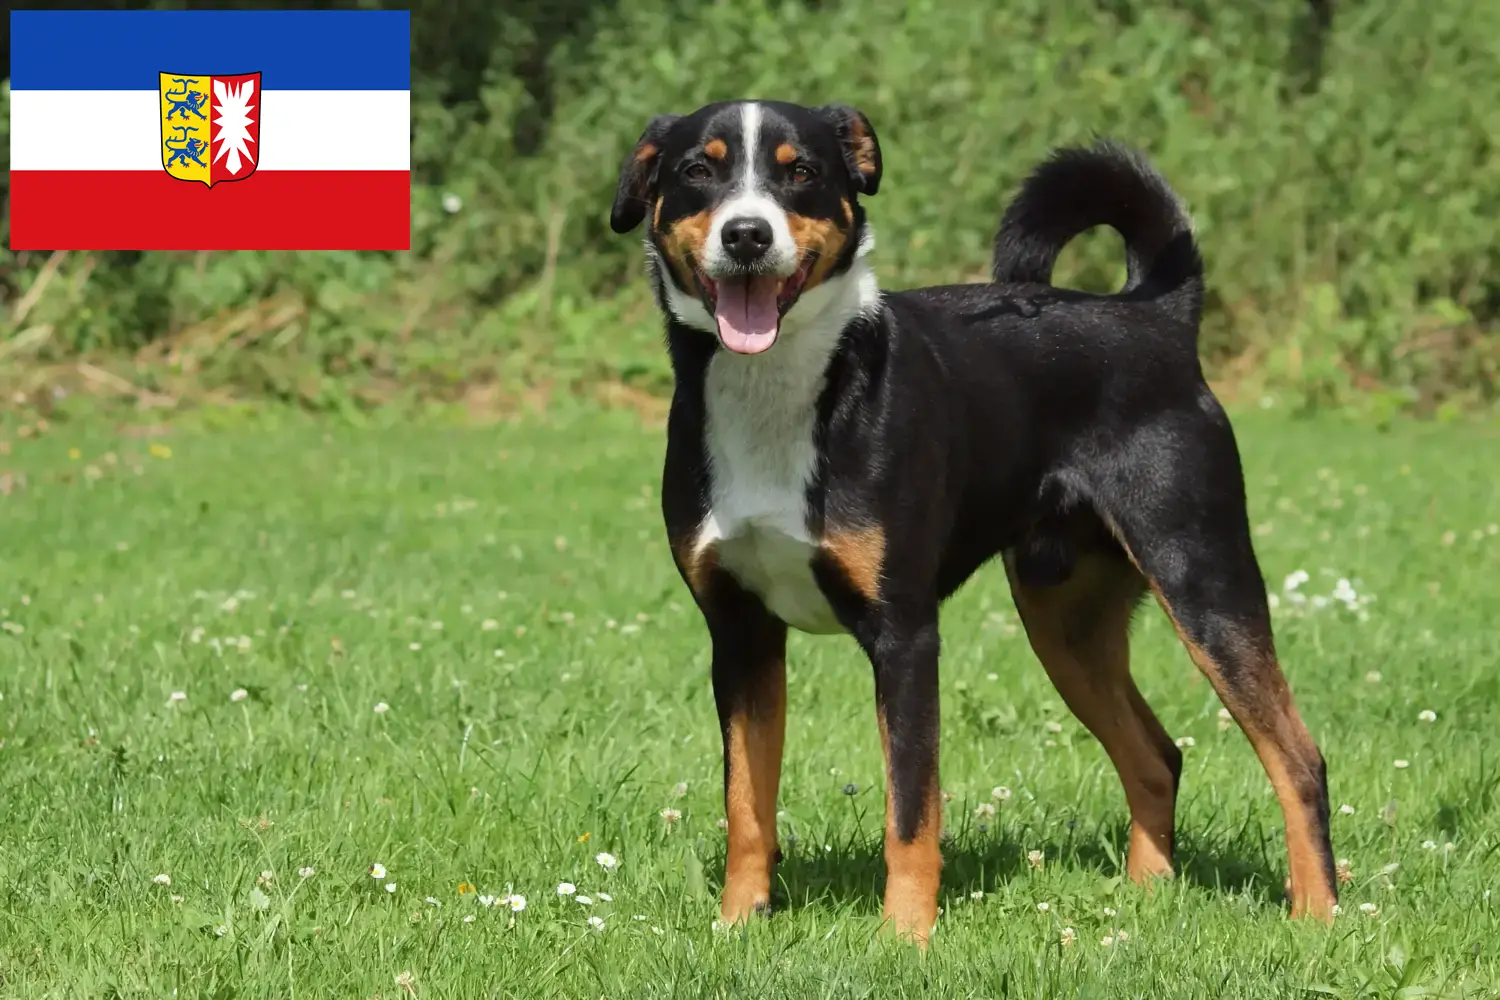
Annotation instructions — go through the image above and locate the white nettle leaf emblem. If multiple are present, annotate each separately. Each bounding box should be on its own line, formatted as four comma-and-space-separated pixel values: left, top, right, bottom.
213, 78, 258, 176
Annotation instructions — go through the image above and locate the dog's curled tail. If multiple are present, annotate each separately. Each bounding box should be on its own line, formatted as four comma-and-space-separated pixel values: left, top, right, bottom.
991, 139, 1204, 330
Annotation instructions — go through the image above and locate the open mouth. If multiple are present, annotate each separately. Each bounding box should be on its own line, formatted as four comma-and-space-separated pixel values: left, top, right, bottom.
695, 257, 813, 355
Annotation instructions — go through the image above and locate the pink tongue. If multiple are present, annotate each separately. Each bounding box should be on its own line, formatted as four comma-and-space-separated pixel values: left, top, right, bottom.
714, 276, 781, 354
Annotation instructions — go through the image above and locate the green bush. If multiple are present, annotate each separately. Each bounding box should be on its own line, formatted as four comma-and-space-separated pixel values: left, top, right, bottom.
2, 0, 1496, 414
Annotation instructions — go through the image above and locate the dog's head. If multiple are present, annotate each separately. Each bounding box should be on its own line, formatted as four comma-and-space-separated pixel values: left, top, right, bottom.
610, 100, 882, 355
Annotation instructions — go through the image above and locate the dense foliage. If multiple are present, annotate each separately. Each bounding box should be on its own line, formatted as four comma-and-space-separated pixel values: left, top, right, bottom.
2, 0, 1496, 415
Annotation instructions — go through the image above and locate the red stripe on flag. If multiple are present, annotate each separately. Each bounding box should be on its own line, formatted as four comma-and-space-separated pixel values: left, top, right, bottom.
9, 171, 411, 250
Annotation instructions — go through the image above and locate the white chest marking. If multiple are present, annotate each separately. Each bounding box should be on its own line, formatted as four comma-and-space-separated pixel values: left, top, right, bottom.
697, 332, 843, 634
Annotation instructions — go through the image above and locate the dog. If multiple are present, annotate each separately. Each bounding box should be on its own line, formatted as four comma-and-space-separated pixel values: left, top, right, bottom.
609, 99, 1337, 945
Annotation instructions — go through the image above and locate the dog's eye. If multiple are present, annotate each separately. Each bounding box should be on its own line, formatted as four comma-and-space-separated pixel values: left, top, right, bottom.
682, 162, 712, 182
790, 163, 817, 183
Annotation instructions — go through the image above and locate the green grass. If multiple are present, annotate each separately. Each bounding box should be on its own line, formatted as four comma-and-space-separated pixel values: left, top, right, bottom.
1, 407, 1497, 998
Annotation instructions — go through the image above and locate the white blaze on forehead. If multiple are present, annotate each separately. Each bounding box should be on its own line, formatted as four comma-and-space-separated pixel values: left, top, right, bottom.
703, 101, 797, 277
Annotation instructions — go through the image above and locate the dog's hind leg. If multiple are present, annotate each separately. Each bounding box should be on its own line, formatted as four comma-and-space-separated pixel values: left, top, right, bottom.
1006, 547, 1181, 883
1088, 406, 1338, 920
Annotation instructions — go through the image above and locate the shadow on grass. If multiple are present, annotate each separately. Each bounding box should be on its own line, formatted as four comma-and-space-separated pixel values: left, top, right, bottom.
704, 819, 1284, 916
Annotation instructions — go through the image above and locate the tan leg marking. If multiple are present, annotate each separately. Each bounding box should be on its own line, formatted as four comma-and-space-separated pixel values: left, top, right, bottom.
821, 526, 884, 603
671, 535, 717, 599
1006, 554, 1178, 884
878, 711, 941, 946
1154, 597, 1336, 921
1094, 515, 1336, 920
721, 648, 786, 923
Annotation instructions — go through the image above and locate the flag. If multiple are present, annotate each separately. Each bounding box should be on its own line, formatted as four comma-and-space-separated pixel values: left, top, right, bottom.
8, 10, 411, 251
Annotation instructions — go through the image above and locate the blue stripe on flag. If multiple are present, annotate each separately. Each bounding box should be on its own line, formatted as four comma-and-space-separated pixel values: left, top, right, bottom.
10, 10, 410, 91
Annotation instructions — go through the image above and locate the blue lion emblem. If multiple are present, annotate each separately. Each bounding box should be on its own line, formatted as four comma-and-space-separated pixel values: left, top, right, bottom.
163, 79, 208, 120
164, 125, 207, 169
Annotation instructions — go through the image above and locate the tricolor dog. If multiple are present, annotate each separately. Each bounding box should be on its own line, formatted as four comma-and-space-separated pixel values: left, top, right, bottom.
609, 99, 1337, 944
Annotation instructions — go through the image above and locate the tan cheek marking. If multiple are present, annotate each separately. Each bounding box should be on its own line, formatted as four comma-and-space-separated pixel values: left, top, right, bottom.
786, 213, 850, 293
653, 197, 663, 230
661, 209, 714, 290
775, 143, 797, 165
840, 198, 854, 226
822, 525, 883, 603
704, 138, 728, 160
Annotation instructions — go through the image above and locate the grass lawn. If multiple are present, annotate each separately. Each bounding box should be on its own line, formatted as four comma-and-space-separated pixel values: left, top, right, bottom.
0, 406, 1497, 998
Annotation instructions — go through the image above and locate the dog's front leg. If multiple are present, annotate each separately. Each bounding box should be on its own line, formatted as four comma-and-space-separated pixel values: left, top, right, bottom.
865, 612, 943, 946
701, 571, 789, 925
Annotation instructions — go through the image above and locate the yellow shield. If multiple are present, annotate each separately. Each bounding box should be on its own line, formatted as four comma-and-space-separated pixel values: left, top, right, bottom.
159, 74, 213, 185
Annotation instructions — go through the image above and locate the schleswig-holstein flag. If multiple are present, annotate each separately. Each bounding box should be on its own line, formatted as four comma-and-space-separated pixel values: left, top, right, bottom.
9, 10, 411, 250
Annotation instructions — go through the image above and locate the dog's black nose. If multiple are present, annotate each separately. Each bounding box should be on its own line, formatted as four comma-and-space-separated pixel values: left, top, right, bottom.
721, 216, 774, 264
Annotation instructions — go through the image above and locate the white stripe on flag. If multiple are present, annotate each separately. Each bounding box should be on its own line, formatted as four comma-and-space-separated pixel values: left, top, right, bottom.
10, 89, 410, 171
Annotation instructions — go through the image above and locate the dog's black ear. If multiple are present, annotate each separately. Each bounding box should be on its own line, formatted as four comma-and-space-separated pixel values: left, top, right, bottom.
610, 114, 682, 234
816, 105, 881, 196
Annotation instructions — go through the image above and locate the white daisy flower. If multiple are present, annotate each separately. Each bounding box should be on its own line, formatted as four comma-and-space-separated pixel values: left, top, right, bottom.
557, 882, 576, 896
167, 691, 187, 706
230, 688, 248, 703
152, 873, 172, 886
298, 867, 315, 878
368, 863, 387, 880
502, 894, 526, 912
373, 702, 390, 714
595, 852, 618, 870
1418, 710, 1437, 723
384, 882, 397, 893
576, 895, 594, 906
587, 915, 605, 930
598, 892, 612, 902
991, 786, 1012, 801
